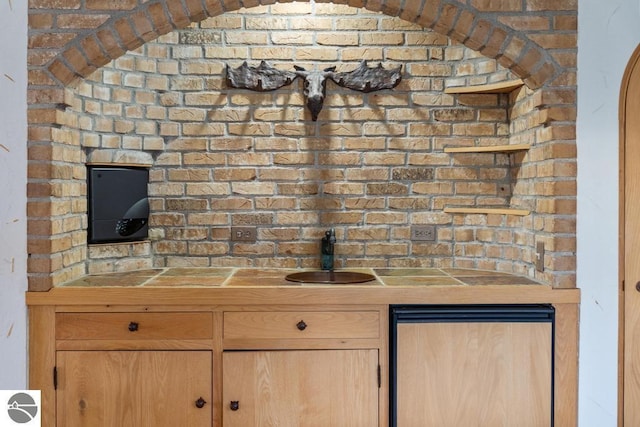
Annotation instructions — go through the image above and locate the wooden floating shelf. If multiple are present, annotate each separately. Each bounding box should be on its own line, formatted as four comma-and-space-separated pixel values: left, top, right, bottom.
444, 79, 525, 94
443, 143, 530, 154
444, 207, 531, 216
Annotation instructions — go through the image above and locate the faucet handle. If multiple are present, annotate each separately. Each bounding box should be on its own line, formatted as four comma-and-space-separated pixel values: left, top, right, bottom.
326, 228, 336, 243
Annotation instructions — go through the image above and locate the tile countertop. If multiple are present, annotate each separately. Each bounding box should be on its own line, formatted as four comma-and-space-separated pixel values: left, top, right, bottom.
59, 267, 545, 288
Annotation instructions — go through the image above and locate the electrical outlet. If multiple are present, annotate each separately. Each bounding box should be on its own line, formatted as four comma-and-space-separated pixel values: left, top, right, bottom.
411, 225, 436, 241
231, 226, 257, 242
535, 241, 545, 272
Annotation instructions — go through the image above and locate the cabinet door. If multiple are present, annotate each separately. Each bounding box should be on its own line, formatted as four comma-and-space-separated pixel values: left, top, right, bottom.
223, 349, 379, 427
57, 351, 212, 427
396, 322, 552, 427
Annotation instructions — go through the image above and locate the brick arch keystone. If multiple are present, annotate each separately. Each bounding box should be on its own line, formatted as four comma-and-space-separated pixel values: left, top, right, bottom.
46, 0, 559, 90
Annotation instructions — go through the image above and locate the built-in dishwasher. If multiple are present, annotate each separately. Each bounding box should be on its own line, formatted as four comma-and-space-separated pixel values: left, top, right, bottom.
390, 304, 555, 427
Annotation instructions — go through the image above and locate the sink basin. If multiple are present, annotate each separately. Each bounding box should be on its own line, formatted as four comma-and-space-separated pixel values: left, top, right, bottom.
285, 271, 376, 284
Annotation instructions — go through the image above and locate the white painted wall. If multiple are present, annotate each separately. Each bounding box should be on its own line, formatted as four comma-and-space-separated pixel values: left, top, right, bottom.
577, 0, 640, 425
0, 0, 28, 389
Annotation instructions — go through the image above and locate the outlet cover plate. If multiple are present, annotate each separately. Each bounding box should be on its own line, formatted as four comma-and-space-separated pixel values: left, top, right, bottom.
411, 225, 436, 241
231, 226, 257, 242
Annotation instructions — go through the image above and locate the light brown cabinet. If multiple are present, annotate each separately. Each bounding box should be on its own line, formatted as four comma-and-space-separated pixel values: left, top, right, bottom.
395, 321, 552, 427
57, 350, 212, 427
221, 308, 383, 426
222, 349, 379, 426
33, 304, 387, 427
223, 310, 380, 340
56, 312, 213, 341
51, 311, 215, 427
27, 285, 579, 427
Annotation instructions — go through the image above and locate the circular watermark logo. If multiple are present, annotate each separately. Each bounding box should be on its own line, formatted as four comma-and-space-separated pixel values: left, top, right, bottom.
7, 392, 38, 424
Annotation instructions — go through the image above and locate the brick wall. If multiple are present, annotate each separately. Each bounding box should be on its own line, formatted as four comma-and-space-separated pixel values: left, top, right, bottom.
27, 0, 577, 289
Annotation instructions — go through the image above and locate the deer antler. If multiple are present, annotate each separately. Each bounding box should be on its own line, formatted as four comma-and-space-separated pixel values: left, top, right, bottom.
226, 61, 297, 91
330, 60, 402, 92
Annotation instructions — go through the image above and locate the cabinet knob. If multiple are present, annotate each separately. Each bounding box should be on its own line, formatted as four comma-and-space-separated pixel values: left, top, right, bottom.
296, 320, 307, 331
636, 281, 640, 292
128, 322, 139, 332
230, 400, 239, 411
195, 397, 206, 409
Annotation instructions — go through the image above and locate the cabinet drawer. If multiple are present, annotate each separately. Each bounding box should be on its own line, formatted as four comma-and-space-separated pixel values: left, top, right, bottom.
223, 311, 379, 340
56, 312, 213, 340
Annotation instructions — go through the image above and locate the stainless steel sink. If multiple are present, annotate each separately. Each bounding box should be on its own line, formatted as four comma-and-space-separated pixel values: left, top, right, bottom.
285, 271, 376, 284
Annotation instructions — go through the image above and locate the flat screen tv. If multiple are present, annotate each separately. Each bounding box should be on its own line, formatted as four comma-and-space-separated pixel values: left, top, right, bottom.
88, 166, 149, 244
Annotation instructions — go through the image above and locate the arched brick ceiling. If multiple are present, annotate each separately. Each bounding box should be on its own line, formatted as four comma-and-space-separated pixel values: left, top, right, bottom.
43, 0, 558, 89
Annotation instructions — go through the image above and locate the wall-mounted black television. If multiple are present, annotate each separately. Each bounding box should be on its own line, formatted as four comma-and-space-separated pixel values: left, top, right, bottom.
88, 166, 149, 244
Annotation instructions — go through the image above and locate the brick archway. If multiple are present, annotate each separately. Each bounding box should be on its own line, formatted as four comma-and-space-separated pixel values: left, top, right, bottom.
26, 0, 577, 291
43, 0, 557, 90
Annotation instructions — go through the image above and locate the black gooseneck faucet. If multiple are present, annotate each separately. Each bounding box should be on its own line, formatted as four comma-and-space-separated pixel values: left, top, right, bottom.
321, 228, 336, 271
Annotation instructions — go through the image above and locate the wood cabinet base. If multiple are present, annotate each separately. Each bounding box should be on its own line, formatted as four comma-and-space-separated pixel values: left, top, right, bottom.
27, 288, 579, 427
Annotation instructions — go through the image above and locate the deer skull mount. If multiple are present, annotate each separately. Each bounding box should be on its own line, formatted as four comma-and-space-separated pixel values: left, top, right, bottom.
225, 60, 402, 121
